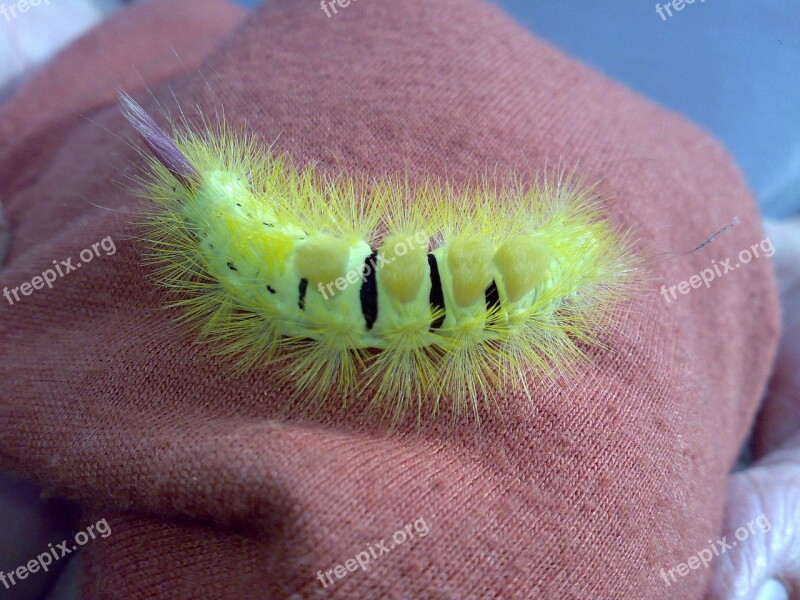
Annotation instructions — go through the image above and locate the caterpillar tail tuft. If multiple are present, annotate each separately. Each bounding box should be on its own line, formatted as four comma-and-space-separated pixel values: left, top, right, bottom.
121, 93, 641, 424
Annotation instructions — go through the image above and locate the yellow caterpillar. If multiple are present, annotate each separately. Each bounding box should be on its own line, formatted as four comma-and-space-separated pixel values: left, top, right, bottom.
121, 93, 639, 423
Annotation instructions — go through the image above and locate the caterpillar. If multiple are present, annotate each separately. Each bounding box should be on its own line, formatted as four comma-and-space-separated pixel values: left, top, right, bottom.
120, 93, 640, 424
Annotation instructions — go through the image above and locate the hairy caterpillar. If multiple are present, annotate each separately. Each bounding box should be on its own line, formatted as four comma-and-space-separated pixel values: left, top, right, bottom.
120, 93, 639, 423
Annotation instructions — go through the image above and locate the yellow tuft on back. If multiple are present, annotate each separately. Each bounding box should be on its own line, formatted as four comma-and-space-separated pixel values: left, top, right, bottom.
379, 234, 429, 303
446, 236, 494, 307
295, 234, 351, 289
493, 237, 553, 303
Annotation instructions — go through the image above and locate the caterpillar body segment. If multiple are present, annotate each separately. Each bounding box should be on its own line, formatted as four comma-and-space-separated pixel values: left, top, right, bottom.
122, 94, 639, 422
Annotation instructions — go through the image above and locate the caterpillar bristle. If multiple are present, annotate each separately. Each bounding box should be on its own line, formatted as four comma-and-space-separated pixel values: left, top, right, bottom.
121, 94, 641, 426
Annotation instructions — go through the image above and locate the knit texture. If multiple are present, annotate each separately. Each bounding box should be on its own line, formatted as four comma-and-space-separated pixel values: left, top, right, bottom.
0, 0, 779, 598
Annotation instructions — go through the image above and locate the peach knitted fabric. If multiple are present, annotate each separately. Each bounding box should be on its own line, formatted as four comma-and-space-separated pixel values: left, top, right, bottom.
0, 0, 779, 598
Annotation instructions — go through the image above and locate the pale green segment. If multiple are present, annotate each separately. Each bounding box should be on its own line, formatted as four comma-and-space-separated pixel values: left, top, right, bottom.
181, 170, 576, 349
